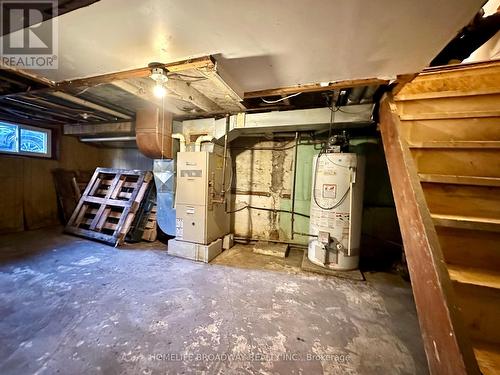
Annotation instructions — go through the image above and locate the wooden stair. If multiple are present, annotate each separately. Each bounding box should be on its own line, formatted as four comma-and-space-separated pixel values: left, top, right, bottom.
380, 60, 500, 375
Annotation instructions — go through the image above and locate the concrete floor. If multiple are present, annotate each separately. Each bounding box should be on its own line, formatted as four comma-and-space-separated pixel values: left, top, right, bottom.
0, 227, 428, 375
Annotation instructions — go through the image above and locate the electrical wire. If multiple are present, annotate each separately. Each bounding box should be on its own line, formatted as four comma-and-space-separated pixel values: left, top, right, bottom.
261, 92, 301, 104
230, 144, 297, 151
226, 204, 310, 218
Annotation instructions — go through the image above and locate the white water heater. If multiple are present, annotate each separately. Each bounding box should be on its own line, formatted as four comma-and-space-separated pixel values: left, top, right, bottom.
308, 152, 365, 270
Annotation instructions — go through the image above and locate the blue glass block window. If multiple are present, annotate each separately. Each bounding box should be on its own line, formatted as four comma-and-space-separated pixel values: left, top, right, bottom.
0, 123, 19, 153
20, 128, 48, 154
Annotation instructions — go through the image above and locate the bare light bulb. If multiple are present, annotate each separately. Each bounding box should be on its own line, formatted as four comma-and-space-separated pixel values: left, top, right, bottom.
153, 83, 166, 98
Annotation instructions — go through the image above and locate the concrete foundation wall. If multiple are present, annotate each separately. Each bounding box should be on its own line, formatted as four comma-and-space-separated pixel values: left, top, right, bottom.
230, 137, 296, 242
0, 136, 152, 234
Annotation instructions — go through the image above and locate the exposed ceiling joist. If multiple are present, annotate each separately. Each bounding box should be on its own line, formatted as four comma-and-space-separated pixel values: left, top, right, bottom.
166, 79, 222, 113
49, 91, 132, 119
64, 121, 134, 136
244, 77, 390, 99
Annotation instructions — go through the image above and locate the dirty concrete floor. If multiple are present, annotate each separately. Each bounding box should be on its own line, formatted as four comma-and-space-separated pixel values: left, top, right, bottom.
0, 227, 428, 375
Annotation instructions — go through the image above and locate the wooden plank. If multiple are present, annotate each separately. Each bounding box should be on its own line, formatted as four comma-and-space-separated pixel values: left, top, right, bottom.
397, 94, 500, 120
64, 226, 117, 245
419, 174, 500, 187
74, 203, 88, 226
422, 183, 500, 220
400, 110, 500, 120
100, 179, 137, 188
432, 214, 500, 233
411, 149, 500, 178
89, 204, 106, 230
422, 60, 500, 74
1, 57, 215, 100
88, 177, 102, 196
448, 265, 500, 290
391, 73, 419, 96
384, 117, 500, 143
244, 77, 388, 99
65, 168, 101, 228
54, 56, 215, 90
82, 195, 129, 207
396, 60, 500, 100
88, 208, 121, 219
379, 94, 480, 375
437, 226, 500, 270
110, 177, 125, 199
409, 141, 500, 149
454, 282, 500, 345
474, 341, 500, 375
95, 207, 111, 231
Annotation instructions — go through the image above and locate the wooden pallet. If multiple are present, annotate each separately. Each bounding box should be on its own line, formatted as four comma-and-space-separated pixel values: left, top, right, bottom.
126, 184, 157, 243
141, 204, 158, 242
65, 168, 153, 246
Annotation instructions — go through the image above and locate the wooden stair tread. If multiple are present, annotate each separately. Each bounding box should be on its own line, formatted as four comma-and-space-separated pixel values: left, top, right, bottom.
408, 141, 500, 149
474, 341, 500, 375
448, 265, 500, 290
399, 110, 500, 121
432, 214, 500, 233
395, 88, 500, 101
419, 174, 500, 187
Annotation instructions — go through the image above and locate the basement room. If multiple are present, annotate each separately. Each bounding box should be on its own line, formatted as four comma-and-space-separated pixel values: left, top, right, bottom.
1, 1, 499, 374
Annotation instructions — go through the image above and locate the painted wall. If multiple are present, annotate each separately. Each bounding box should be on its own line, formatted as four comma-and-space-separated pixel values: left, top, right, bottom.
33, 0, 483, 93
0, 136, 152, 234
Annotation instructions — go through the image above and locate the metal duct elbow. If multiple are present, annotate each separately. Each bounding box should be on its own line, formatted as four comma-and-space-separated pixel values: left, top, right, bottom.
171, 133, 186, 153
135, 106, 173, 159
195, 135, 214, 152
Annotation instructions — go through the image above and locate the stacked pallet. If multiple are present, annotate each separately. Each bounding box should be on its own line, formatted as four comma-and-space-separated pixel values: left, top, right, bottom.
126, 186, 158, 243
65, 168, 155, 246
141, 204, 158, 242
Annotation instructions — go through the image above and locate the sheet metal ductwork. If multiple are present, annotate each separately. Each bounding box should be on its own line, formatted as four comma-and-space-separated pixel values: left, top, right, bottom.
135, 106, 173, 159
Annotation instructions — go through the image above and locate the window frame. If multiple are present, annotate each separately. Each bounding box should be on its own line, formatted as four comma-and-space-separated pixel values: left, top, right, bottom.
0, 121, 52, 158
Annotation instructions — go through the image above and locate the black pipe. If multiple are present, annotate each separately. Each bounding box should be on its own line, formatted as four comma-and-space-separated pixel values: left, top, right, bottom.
291, 131, 299, 240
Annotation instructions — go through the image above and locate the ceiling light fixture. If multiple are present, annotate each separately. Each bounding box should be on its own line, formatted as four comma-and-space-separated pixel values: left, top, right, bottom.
150, 67, 168, 98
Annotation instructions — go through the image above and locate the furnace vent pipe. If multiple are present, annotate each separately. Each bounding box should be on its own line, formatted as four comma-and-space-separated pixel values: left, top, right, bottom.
195, 135, 214, 151
171, 133, 186, 152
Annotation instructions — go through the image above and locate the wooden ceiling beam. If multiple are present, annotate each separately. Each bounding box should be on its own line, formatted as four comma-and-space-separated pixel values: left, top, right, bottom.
0, 56, 215, 98
244, 77, 389, 99
54, 56, 215, 91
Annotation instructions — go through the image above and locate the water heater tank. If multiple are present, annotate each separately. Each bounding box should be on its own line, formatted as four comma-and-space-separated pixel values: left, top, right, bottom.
308, 152, 365, 270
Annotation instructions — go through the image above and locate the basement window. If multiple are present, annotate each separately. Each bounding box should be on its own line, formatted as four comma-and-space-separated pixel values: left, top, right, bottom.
0, 122, 51, 158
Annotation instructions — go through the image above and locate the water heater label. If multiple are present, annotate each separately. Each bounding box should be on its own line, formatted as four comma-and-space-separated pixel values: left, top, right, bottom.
176, 218, 183, 238
322, 184, 337, 199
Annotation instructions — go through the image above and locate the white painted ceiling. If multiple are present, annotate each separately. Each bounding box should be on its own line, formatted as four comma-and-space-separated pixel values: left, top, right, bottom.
31, 0, 484, 92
